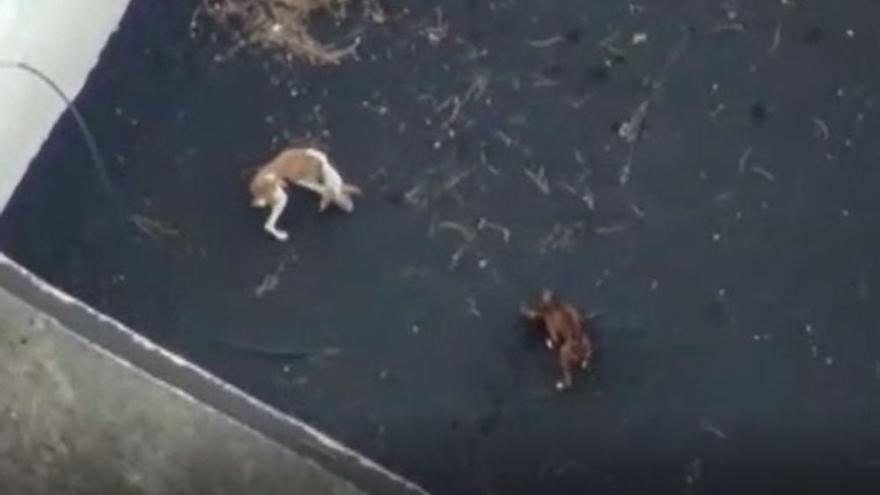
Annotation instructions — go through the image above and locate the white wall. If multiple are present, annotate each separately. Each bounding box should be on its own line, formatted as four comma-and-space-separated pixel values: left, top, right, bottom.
0, 0, 131, 212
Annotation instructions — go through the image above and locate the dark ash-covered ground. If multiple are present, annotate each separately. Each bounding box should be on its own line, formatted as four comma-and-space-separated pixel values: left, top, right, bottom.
3, 0, 880, 493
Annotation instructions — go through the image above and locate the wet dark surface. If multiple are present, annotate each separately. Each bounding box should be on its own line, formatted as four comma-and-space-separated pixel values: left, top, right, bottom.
3, 0, 880, 493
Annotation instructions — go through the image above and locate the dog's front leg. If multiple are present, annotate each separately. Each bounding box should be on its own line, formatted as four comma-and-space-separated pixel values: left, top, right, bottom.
264, 188, 290, 241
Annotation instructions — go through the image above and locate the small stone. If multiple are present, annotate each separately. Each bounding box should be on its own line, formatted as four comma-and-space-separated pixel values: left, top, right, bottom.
632, 33, 648, 45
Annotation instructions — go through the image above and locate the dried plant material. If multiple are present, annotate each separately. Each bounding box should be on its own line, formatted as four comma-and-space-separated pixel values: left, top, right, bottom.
477, 217, 512, 243
404, 169, 472, 209
768, 22, 782, 56
465, 296, 482, 318
539, 222, 586, 254
524, 166, 551, 195
448, 245, 467, 271
129, 214, 180, 240
363, 0, 388, 24
737, 147, 753, 174
812, 117, 830, 140
436, 220, 477, 242
710, 23, 745, 34
618, 100, 650, 143
194, 0, 361, 65
437, 71, 490, 128
750, 166, 776, 182
595, 223, 628, 235
254, 249, 299, 297
421, 7, 449, 46
527, 34, 564, 48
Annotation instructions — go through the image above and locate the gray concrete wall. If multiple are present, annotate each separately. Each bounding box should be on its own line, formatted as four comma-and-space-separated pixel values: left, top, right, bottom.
0, 280, 369, 495
0, 253, 427, 495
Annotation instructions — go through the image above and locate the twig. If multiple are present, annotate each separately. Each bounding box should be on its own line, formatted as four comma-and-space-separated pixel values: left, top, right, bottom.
618, 100, 650, 143
477, 218, 512, 243
527, 35, 563, 48
737, 147, 753, 174
129, 214, 180, 239
465, 297, 482, 318
524, 166, 551, 195
751, 166, 776, 182
812, 117, 830, 140
710, 23, 745, 34
768, 22, 782, 56
437, 220, 477, 242
595, 224, 628, 235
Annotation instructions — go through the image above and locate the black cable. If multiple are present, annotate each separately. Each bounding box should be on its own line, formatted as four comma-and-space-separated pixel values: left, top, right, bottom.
0, 60, 125, 216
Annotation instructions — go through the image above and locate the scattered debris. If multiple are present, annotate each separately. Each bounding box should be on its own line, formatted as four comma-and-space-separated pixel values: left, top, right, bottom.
435, 220, 477, 242
711, 22, 745, 34
700, 419, 728, 440
618, 100, 650, 143
768, 22, 782, 56
539, 222, 586, 254
527, 34, 564, 48
684, 458, 703, 487
448, 245, 468, 271
477, 217, 512, 243
524, 166, 551, 195
437, 71, 490, 128
751, 166, 777, 182
404, 169, 472, 209
631, 32, 648, 45
422, 7, 449, 46
737, 147, 753, 174
595, 224, 628, 235
129, 214, 181, 240
465, 297, 482, 318
254, 249, 299, 297
193, 0, 362, 65
709, 102, 726, 119
812, 117, 831, 140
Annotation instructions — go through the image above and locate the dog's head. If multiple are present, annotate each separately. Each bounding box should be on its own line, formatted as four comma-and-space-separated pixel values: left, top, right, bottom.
530, 288, 558, 315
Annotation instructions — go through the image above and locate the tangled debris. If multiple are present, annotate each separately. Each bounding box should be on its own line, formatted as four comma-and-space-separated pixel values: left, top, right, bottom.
193, 0, 362, 65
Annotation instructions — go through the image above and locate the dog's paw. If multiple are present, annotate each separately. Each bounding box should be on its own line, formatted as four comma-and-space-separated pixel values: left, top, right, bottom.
545, 338, 555, 349
269, 230, 289, 242
580, 360, 589, 370
555, 381, 566, 391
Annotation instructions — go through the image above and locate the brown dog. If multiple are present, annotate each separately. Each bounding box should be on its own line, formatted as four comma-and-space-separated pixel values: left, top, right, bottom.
521, 289, 593, 390
248, 147, 362, 241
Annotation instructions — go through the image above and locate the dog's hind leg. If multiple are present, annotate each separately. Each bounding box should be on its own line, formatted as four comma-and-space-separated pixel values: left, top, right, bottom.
295, 179, 326, 195
556, 345, 576, 390
264, 187, 290, 241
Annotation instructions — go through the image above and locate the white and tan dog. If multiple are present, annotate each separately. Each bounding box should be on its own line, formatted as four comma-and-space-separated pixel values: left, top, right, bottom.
248, 147, 361, 241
